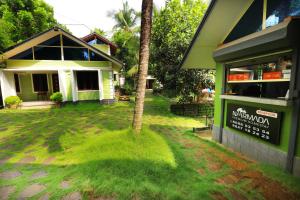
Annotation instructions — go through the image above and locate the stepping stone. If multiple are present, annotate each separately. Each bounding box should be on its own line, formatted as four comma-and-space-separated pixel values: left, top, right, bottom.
18, 184, 46, 199
18, 156, 36, 164
38, 193, 50, 200
0, 127, 8, 132
0, 170, 22, 180
0, 157, 10, 165
25, 149, 36, 154
60, 181, 71, 189
0, 186, 15, 200
31, 171, 48, 180
62, 192, 82, 200
43, 156, 56, 165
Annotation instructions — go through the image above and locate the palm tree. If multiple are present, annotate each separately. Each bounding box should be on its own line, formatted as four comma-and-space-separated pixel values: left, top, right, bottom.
108, 1, 140, 32
132, 0, 153, 133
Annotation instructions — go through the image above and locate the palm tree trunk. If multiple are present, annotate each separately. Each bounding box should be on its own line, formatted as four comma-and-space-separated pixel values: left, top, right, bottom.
132, 0, 153, 133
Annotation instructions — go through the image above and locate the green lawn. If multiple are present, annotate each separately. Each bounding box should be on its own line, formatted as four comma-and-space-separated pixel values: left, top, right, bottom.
0, 94, 299, 200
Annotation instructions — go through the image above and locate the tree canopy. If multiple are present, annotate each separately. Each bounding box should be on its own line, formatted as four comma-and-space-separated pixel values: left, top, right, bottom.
0, 0, 66, 52
150, 0, 209, 99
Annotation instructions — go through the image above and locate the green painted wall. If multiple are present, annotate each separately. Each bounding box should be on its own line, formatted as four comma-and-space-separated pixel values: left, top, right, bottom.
214, 63, 300, 156
78, 91, 99, 100
92, 44, 110, 54
64, 71, 73, 101
18, 73, 53, 101
102, 70, 112, 99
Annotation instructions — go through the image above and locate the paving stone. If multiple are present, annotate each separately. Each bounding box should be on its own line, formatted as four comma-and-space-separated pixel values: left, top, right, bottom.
31, 171, 48, 180
0, 157, 10, 165
19, 184, 46, 199
18, 156, 36, 164
62, 192, 82, 200
43, 157, 55, 165
38, 193, 50, 200
60, 181, 71, 189
0, 185, 15, 200
0, 127, 8, 132
0, 170, 22, 180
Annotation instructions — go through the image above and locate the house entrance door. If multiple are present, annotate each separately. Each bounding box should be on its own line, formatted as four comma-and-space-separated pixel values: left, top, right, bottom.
52, 74, 60, 92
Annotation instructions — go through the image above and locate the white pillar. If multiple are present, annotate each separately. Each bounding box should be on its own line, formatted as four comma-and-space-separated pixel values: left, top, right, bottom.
0, 71, 17, 104
98, 69, 103, 100
71, 70, 77, 102
109, 70, 114, 99
58, 70, 67, 102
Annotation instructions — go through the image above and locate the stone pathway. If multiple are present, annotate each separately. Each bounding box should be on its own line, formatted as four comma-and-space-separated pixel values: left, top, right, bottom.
43, 156, 55, 165
18, 156, 36, 164
0, 170, 22, 180
31, 171, 48, 180
18, 184, 46, 199
62, 192, 82, 200
38, 193, 50, 200
60, 181, 71, 189
0, 186, 15, 200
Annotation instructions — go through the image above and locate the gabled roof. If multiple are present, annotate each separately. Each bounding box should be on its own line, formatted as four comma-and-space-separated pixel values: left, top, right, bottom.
81, 32, 117, 55
180, 0, 253, 69
2, 27, 123, 67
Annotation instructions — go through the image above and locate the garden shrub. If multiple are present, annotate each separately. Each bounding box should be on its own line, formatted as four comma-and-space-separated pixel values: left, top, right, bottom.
50, 92, 63, 103
4, 96, 22, 108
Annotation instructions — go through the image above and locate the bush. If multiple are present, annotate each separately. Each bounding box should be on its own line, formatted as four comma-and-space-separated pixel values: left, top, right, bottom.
120, 83, 134, 95
4, 96, 22, 108
152, 80, 162, 95
50, 92, 63, 103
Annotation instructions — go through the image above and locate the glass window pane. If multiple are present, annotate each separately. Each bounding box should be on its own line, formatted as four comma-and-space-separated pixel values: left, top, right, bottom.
11, 48, 33, 60
76, 71, 99, 90
32, 74, 48, 92
266, 0, 300, 28
90, 51, 106, 61
64, 48, 89, 61
224, 0, 263, 43
39, 35, 61, 46
34, 47, 61, 60
63, 35, 82, 47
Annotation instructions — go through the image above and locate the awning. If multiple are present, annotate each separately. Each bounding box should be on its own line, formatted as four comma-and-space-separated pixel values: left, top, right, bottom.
180, 0, 253, 69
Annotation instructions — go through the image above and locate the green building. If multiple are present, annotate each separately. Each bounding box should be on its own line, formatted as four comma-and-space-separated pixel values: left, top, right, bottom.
0, 27, 122, 107
180, 0, 300, 176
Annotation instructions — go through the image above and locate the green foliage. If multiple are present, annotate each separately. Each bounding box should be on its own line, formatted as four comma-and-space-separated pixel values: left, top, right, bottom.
152, 80, 163, 95
150, 0, 208, 95
120, 82, 134, 95
50, 92, 63, 103
92, 28, 106, 37
0, 0, 66, 51
4, 95, 22, 108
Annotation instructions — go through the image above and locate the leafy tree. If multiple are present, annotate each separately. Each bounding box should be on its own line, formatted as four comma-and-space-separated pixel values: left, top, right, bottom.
0, 0, 66, 51
108, 1, 140, 32
133, 0, 153, 133
150, 0, 208, 96
92, 28, 106, 37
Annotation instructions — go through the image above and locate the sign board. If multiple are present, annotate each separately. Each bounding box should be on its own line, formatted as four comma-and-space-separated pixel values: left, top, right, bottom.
226, 103, 282, 144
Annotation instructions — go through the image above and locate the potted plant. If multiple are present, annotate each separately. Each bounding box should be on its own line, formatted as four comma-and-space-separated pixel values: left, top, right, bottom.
50, 92, 63, 107
4, 96, 22, 109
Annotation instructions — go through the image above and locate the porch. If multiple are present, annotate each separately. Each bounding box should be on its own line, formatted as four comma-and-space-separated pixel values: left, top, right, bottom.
21, 101, 55, 109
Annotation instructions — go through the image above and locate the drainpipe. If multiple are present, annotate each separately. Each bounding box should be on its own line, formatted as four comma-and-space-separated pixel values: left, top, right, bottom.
218, 64, 227, 143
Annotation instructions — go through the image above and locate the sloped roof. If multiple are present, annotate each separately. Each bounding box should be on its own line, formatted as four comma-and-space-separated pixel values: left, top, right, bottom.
81, 32, 117, 55
2, 27, 123, 68
180, 0, 253, 69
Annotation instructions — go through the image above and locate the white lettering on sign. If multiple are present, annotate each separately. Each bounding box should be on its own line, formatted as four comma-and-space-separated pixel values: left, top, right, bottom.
256, 110, 278, 118
232, 108, 270, 126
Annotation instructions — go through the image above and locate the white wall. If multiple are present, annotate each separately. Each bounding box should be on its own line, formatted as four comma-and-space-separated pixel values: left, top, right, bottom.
0, 70, 17, 105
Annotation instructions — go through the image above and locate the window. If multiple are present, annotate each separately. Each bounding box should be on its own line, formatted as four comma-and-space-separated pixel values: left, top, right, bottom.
113, 74, 117, 81
11, 48, 33, 60
76, 71, 99, 90
225, 54, 292, 99
34, 46, 61, 60
32, 74, 48, 92
64, 48, 89, 61
90, 51, 106, 61
224, 0, 263, 43
63, 35, 82, 47
266, 0, 300, 28
14, 74, 20, 93
39, 35, 61, 46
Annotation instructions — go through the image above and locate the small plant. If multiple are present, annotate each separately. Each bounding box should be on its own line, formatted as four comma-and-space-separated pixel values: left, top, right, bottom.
50, 92, 63, 105
4, 96, 22, 108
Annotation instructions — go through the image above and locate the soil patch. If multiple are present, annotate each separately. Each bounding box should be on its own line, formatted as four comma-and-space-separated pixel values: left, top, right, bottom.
38, 193, 50, 200
211, 191, 227, 200
229, 188, 247, 200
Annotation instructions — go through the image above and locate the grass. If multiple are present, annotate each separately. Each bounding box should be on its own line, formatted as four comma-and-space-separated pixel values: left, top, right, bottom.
0, 93, 299, 200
